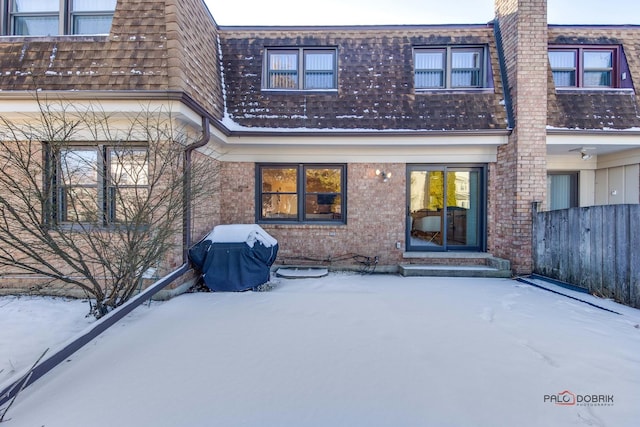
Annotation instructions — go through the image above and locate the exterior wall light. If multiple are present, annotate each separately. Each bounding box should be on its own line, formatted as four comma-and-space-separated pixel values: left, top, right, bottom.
376, 169, 391, 182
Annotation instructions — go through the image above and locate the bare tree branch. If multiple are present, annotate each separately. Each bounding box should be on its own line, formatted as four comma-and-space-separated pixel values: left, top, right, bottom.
0, 98, 216, 317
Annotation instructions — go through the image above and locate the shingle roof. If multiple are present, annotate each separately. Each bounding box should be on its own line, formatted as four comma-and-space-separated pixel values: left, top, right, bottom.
220, 26, 509, 131
0, 1, 169, 92
548, 26, 640, 130
0, 0, 224, 120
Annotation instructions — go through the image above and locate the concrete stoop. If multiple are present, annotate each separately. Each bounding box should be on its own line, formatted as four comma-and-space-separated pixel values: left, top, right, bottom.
399, 252, 512, 278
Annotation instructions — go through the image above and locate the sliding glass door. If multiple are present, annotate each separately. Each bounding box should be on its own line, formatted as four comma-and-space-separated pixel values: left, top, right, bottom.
407, 165, 485, 251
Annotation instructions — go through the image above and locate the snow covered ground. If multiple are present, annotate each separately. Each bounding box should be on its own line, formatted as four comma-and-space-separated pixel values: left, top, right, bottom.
0, 296, 94, 385
2, 274, 640, 427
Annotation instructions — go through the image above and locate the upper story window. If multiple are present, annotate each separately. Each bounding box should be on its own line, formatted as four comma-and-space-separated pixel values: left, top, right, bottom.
6, 0, 116, 36
549, 47, 618, 88
264, 48, 337, 91
71, 0, 116, 34
414, 46, 486, 90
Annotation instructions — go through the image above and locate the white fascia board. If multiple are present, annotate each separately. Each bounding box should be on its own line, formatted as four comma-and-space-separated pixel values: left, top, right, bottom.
0, 97, 224, 147
213, 143, 501, 163
223, 133, 507, 147
0, 98, 193, 121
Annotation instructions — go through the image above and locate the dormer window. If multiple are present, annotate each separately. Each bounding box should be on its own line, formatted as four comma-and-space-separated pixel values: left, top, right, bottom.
264, 48, 337, 91
71, 0, 117, 35
549, 47, 618, 88
414, 46, 486, 90
7, 0, 116, 36
10, 0, 59, 35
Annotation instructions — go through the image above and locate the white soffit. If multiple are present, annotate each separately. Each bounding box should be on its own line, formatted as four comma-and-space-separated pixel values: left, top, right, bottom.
547, 133, 640, 156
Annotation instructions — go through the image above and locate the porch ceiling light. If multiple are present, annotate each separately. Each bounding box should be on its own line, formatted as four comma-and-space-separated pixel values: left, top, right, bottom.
569, 146, 596, 161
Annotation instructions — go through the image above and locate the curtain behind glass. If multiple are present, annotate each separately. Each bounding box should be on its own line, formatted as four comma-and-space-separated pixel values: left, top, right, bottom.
73, 15, 112, 34
13, 0, 58, 12
304, 52, 335, 89
72, 0, 117, 11
13, 16, 58, 35
451, 51, 481, 87
583, 51, 612, 87
548, 174, 571, 210
269, 53, 298, 89
549, 51, 577, 87
415, 51, 444, 88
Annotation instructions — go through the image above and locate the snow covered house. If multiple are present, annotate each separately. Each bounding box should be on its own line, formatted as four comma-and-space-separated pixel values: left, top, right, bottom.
0, 0, 639, 293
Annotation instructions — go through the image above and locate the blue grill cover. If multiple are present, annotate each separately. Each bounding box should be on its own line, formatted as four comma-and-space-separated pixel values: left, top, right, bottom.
189, 225, 278, 292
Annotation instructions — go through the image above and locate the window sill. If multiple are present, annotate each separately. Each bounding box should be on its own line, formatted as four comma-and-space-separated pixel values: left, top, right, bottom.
415, 88, 495, 94
261, 89, 339, 95
52, 222, 150, 232
0, 34, 109, 42
554, 87, 634, 94
258, 222, 347, 228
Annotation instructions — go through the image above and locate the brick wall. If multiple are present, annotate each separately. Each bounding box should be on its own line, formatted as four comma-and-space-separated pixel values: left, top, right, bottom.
0, 117, 218, 292
219, 162, 256, 224
220, 162, 407, 267
189, 151, 222, 243
494, 0, 548, 274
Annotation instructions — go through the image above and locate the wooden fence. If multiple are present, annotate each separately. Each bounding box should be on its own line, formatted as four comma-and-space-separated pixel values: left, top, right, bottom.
532, 203, 640, 309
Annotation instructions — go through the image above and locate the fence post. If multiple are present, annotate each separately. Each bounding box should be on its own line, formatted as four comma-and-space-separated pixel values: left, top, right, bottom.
531, 201, 541, 275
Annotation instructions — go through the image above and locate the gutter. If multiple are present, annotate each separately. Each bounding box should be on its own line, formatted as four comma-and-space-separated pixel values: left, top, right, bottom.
218, 23, 495, 31
223, 129, 512, 138
183, 116, 211, 262
492, 19, 515, 130
546, 128, 640, 136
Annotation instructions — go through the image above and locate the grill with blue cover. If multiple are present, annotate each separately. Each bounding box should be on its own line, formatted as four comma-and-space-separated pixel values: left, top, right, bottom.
189, 224, 278, 291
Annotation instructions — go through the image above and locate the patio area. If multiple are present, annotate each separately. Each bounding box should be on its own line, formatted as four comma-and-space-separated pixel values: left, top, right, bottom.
2, 274, 640, 427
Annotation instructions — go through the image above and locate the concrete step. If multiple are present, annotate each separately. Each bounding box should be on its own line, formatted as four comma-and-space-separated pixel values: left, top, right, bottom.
399, 254, 512, 278
399, 264, 512, 278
